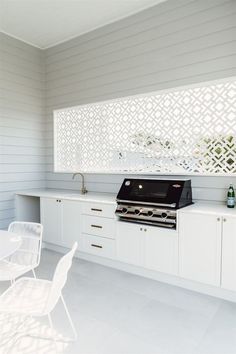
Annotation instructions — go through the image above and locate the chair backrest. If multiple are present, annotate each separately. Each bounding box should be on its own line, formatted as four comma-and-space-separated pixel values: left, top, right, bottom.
8, 222, 43, 268
45, 242, 78, 314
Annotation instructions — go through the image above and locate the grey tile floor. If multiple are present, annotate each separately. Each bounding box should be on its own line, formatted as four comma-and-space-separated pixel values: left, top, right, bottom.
0, 249, 236, 354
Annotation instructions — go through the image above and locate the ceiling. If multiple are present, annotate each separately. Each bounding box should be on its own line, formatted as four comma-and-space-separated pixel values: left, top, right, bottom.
0, 0, 166, 49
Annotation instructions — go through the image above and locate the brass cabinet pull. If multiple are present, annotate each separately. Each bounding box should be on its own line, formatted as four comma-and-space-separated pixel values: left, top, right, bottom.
91, 208, 102, 212
91, 244, 102, 249
91, 224, 103, 229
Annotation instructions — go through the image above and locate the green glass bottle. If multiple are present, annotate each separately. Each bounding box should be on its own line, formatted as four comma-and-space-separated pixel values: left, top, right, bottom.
227, 184, 235, 208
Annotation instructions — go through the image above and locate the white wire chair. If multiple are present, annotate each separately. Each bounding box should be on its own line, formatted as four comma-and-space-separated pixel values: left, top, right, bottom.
0, 242, 78, 343
0, 222, 43, 283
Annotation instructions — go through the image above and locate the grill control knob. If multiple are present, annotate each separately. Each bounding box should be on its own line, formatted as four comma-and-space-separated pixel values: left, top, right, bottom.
147, 211, 153, 217
134, 209, 140, 215
161, 212, 168, 219
122, 207, 128, 214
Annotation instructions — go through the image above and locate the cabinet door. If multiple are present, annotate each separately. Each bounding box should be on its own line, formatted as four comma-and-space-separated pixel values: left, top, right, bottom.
40, 197, 62, 245
221, 216, 236, 291
179, 212, 221, 286
117, 221, 145, 266
145, 226, 178, 275
62, 200, 81, 248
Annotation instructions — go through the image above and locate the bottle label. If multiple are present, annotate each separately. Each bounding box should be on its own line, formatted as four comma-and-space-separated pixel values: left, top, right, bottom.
227, 197, 235, 207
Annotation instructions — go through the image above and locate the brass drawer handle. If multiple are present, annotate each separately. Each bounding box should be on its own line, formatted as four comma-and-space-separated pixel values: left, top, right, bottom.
91, 224, 103, 229
91, 208, 102, 212
91, 244, 102, 249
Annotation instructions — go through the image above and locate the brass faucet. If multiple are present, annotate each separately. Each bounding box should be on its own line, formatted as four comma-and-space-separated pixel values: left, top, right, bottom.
72, 173, 88, 194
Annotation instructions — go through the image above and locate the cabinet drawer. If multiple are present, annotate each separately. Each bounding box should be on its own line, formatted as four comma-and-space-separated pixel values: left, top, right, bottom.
82, 202, 115, 219
82, 215, 116, 239
81, 234, 116, 259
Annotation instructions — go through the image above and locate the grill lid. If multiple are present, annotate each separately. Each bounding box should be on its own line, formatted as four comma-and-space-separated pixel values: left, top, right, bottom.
116, 178, 193, 209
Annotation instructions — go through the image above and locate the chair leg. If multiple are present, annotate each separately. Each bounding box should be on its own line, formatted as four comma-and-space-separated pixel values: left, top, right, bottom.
47, 313, 58, 350
60, 295, 77, 341
32, 269, 36, 279
47, 313, 54, 336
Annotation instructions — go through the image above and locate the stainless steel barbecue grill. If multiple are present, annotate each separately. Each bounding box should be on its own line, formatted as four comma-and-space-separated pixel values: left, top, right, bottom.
115, 178, 193, 229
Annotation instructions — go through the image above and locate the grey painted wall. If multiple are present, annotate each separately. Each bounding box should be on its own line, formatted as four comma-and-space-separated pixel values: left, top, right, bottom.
45, 0, 236, 202
0, 33, 46, 229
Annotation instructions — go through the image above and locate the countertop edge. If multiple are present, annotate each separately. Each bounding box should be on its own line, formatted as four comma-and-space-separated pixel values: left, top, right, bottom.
15, 189, 117, 205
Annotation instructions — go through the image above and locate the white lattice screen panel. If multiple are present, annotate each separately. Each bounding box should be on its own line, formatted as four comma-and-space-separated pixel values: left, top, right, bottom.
54, 78, 236, 175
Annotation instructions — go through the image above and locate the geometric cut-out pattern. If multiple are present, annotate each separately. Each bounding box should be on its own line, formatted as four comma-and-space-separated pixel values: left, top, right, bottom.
54, 78, 236, 175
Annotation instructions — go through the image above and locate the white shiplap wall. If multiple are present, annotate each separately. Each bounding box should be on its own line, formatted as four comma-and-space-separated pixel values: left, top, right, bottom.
0, 33, 46, 229
45, 0, 236, 202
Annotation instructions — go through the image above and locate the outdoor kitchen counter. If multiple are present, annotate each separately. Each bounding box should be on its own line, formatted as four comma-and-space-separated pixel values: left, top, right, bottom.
16, 189, 236, 217
178, 202, 236, 217
16, 189, 236, 216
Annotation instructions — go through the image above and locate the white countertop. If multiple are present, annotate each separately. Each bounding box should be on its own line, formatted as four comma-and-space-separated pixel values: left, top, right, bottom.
178, 202, 236, 217
16, 189, 116, 205
16, 189, 236, 216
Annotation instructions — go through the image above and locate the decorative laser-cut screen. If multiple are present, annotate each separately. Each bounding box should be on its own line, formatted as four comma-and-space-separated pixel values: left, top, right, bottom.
54, 78, 236, 175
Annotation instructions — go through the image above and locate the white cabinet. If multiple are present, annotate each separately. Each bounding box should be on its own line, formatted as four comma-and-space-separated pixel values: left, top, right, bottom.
81, 201, 116, 258
40, 198, 62, 245
81, 234, 116, 259
62, 200, 81, 248
117, 222, 145, 267
117, 221, 178, 273
221, 216, 236, 291
145, 227, 178, 275
15, 190, 236, 298
179, 212, 222, 286
82, 202, 116, 219
82, 215, 116, 239
40, 197, 81, 248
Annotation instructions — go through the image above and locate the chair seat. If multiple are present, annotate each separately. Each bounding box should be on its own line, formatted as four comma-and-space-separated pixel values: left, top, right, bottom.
0, 260, 34, 281
0, 277, 52, 316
